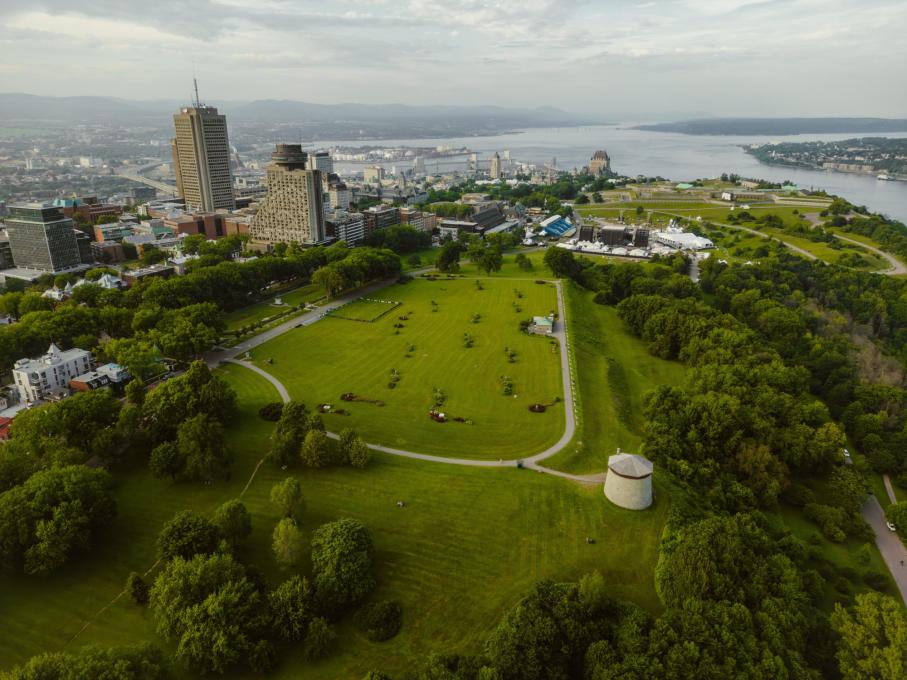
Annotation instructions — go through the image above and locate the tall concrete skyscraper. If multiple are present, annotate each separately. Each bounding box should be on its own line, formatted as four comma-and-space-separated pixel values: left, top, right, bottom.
250, 144, 326, 246
4, 203, 82, 272
171, 85, 234, 212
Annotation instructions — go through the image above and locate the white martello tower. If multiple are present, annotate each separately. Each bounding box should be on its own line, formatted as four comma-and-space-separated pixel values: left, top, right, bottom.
604, 449, 653, 510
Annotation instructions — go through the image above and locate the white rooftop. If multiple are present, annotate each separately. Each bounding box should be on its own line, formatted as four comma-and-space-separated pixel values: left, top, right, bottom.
608, 452, 653, 478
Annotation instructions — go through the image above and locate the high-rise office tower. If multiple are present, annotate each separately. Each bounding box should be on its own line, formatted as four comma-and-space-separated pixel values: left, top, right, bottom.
489, 152, 502, 180
4, 203, 82, 272
171, 84, 234, 212
250, 144, 326, 246
309, 151, 333, 174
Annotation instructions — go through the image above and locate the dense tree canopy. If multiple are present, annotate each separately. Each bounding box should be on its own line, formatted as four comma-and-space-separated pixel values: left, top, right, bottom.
310, 518, 375, 610
0, 466, 116, 575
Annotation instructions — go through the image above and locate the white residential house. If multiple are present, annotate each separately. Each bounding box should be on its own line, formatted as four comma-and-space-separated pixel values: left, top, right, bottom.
12, 343, 93, 403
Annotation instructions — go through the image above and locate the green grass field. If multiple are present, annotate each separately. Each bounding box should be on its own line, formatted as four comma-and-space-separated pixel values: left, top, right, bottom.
546, 284, 689, 475
578, 201, 893, 270
225, 284, 322, 332
401, 247, 440, 272
250, 276, 564, 459
330, 297, 400, 322
0, 363, 277, 669
0, 365, 669, 678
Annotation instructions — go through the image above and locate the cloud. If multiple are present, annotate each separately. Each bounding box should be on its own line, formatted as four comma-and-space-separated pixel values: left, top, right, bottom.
0, 0, 904, 116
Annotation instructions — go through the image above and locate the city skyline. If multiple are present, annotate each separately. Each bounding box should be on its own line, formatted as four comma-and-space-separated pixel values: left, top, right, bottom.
1, 0, 905, 117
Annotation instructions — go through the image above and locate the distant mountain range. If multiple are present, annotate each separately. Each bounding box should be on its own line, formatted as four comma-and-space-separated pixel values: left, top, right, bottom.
0, 93, 598, 131
635, 118, 907, 136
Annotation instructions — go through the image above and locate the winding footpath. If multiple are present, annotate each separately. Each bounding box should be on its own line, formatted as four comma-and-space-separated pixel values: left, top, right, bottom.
834, 234, 907, 275
217, 278, 603, 485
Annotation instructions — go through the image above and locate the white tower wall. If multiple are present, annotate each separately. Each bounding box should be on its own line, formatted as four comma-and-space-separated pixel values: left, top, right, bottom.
604, 471, 652, 510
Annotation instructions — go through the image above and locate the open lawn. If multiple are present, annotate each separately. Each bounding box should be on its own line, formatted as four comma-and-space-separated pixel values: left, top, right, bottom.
330, 297, 400, 322
224, 284, 322, 332
546, 284, 689, 475
0, 363, 277, 669
250, 276, 564, 459
578, 201, 893, 270
401, 247, 440, 272
0, 365, 670, 679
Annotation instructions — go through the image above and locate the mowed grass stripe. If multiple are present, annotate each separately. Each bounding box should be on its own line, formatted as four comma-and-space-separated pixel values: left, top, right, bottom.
251, 277, 563, 459
1, 317, 668, 680
545, 284, 688, 475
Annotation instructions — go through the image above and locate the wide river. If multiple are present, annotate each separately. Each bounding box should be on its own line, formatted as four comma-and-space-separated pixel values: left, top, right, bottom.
323, 125, 907, 223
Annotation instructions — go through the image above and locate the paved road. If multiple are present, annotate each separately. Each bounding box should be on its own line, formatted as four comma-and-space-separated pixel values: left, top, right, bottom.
654, 209, 820, 261
861, 496, 907, 603
224, 358, 289, 402
218, 278, 600, 484
834, 234, 907, 275
206, 273, 430, 366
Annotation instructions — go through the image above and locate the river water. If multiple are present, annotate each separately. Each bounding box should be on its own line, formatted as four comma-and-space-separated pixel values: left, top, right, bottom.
324, 125, 907, 223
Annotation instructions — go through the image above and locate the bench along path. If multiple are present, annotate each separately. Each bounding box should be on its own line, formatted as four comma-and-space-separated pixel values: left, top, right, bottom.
220, 279, 603, 485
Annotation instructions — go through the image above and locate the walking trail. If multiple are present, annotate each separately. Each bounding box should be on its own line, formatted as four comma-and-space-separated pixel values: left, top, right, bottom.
222, 278, 603, 485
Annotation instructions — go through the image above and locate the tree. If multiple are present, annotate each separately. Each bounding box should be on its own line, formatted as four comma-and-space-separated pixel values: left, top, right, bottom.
104, 337, 162, 382
127, 572, 149, 604
886, 502, 907, 538
270, 477, 304, 519
355, 600, 403, 642
178, 413, 232, 482
655, 513, 807, 613
543, 247, 582, 279
0, 291, 24, 319
301, 429, 331, 468
154, 316, 218, 361
149, 441, 184, 481
156, 511, 220, 560
831, 592, 907, 680
514, 253, 534, 271
347, 437, 372, 469
1, 643, 169, 680
18, 293, 54, 316
485, 580, 593, 679
268, 400, 309, 466
272, 518, 304, 570
303, 617, 336, 661
310, 518, 375, 609
479, 247, 504, 275
0, 466, 116, 575
435, 240, 464, 273
269, 575, 316, 642
142, 361, 237, 443
149, 553, 273, 674
213, 499, 252, 547
125, 378, 145, 406
312, 266, 345, 298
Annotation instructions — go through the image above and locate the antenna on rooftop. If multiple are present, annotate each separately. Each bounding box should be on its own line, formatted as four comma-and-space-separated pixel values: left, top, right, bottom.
192, 77, 201, 108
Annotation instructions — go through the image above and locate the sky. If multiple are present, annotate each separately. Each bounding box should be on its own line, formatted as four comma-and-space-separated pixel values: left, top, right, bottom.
1, 0, 906, 117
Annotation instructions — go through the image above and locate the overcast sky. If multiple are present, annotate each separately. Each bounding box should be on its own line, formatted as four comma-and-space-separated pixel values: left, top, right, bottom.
1, 0, 905, 117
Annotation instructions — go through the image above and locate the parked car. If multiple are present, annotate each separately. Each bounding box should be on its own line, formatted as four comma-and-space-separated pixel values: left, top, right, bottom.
887, 521, 897, 532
